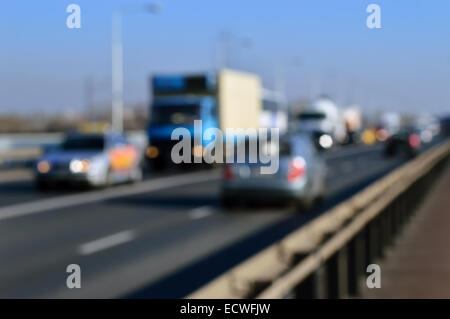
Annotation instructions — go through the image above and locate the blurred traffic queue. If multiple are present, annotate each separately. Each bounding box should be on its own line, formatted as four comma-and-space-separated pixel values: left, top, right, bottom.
295, 97, 363, 150
382, 114, 441, 158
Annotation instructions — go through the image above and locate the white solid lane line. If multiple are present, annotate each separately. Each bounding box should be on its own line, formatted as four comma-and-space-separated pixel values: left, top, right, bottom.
78, 230, 136, 256
189, 206, 214, 220
0, 169, 220, 222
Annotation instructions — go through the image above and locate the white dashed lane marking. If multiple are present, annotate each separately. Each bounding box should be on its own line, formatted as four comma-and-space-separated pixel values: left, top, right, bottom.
189, 206, 214, 220
78, 230, 136, 255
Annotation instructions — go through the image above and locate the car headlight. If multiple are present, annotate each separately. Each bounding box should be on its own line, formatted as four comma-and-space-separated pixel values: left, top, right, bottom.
37, 161, 51, 174
319, 134, 333, 149
146, 146, 159, 159
70, 159, 91, 173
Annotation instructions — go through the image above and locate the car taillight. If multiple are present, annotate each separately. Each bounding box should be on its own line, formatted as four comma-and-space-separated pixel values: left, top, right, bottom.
223, 165, 234, 181
408, 133, 421, 148
287, 157, 306, 183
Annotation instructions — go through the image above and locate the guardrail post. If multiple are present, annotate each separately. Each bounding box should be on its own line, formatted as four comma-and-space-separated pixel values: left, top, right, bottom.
348, 233, 365, 296
338, 246, 349, 298
379, 209, 387, 256
365, 216, 381, 266
364, 225, 372, 266
404, 188, 413, 223
313, 263, 328, 299
376, 216, 384, 258
399, 192, 406, 228
369, 216, 383, 260
415, 178, 422, 211
391, 196, 401, 238
413, 177, 422, 214
381, 206, 393, 254
327, 246, 349, 299
294, 262, 328, 299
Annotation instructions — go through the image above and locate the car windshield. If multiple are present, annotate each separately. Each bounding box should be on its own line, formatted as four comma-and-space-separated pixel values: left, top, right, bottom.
298, 112, 326, 120
151, 104, 200, 125
228, 135, 292, 164
61, 136, 105, 151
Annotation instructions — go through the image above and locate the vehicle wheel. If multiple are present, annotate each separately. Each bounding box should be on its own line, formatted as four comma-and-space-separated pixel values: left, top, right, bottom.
294, 197, 313, 213
130, 166, 143, 183
407, 148, 418, 159
384, 145, 396, 157
36, 180, 50, 192
104, 169, 114, 187
203, 162, 216, 170
150, 159, 165, 172
220, 196, 236, 209
314, 181, 327, 206
314, 194, 325, 207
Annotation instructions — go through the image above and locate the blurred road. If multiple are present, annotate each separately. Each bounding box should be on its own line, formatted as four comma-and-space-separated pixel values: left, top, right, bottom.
0, 143, 413, 298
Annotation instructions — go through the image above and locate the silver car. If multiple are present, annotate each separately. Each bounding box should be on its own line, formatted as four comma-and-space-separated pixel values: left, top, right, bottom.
220, 132, 327, 209
34, 133, 143, 190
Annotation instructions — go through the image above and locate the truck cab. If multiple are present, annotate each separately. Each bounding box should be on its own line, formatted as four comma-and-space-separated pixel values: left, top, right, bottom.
297, 97, 346, 148
146, 74, 219, 169
146, 70, 262, 170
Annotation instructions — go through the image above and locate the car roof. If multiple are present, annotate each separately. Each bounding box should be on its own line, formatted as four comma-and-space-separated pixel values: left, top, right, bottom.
65, 132, 105, 138
65, 131, 128, 139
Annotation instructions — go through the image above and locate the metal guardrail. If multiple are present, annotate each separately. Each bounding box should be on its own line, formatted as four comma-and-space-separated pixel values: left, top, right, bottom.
188, 140, 450, 299
0, 148, 42, 169
0, 148, 42, 161
0, 133, 62, 151
0, 131, 148, 169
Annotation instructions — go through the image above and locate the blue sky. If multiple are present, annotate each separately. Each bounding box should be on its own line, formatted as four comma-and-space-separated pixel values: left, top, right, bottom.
0, 0, 449, 115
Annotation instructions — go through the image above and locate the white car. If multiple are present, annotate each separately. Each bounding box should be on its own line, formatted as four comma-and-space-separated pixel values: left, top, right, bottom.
35, 133, 142, 190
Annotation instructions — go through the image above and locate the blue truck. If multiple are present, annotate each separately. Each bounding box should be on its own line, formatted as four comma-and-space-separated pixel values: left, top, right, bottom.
146, 69, 263, 170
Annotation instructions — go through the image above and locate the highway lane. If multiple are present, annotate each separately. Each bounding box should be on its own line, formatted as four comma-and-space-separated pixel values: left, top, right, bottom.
0, 143, 404, 298
0, 169, 45, 207
0, 144, 382, 208
0, 167, 191, 208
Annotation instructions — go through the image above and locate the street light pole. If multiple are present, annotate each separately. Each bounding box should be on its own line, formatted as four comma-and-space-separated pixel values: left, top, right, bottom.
112, 10, 123, 133
217, 31, 229, 69
216, 32, 253, 70
111, 3, 161, 133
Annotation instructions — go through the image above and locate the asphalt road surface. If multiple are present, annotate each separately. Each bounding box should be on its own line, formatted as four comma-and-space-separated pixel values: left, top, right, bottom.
0, 143, 418, 298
